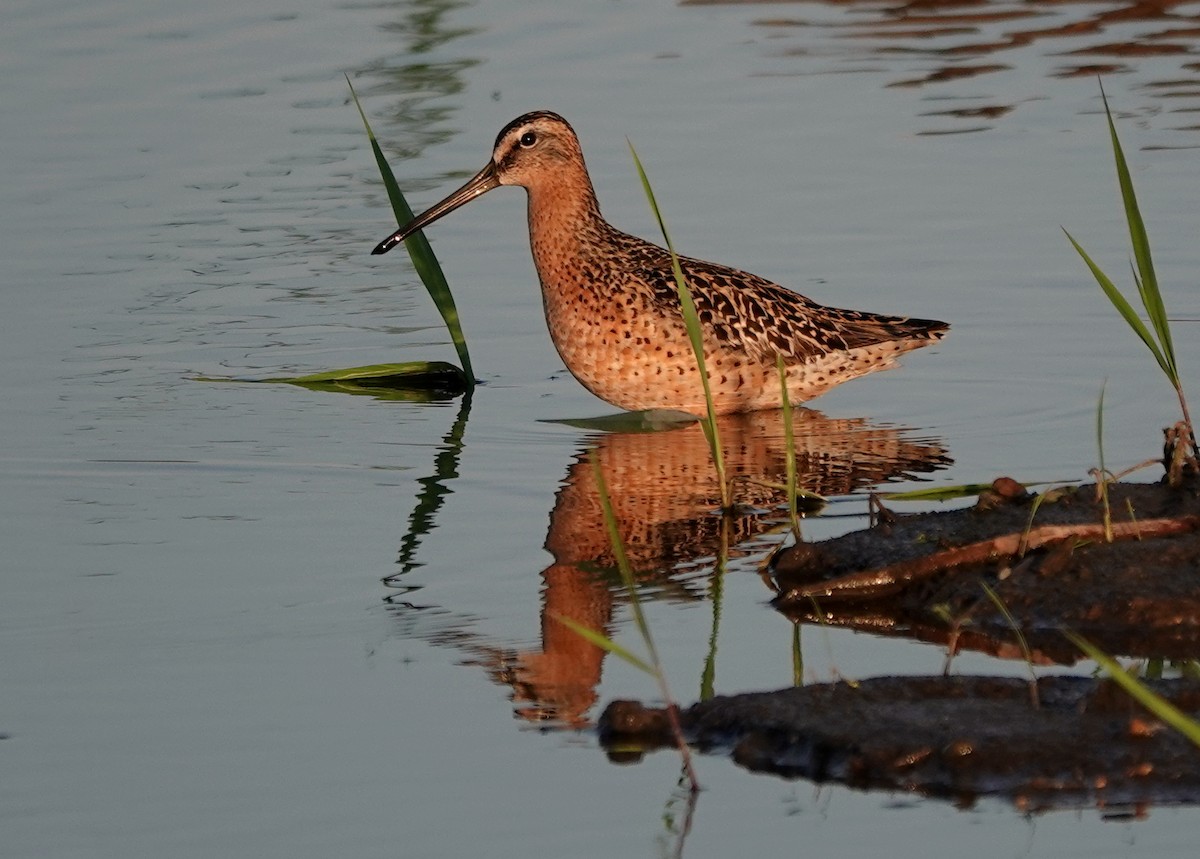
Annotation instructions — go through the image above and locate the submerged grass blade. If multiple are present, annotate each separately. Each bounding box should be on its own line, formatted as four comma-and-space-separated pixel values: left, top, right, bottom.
347, 76, 473, 384
1065, 631, 1200, 749
628, 142, 730, 510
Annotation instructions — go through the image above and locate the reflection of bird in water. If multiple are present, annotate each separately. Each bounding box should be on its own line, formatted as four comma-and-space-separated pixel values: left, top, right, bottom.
502, 409, 950, 726
372, 111, 947, 415
546, 409, 948, 568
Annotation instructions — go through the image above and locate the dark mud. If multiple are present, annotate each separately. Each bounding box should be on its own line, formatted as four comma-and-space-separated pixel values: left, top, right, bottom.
600, 675, 1200, 811
771, 477, 1200, 662
600, 476, 1200, 809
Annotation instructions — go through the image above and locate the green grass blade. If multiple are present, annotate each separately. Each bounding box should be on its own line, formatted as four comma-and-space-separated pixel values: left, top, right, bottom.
275, 361, 465, 385
628, 142, 729, 509
1063, 229, 1173, 379
347, 76, 474, 383
552, 614, 657, 676
592, 453, 660, 664
1145, 657, 1164, 680
791, 623, 804, 687
1098, 85, 1174, 375
1131, 263, 1177, 384
980, 582, 1038, 707
882, 482, 1004, 502
1097, 381, 1113, 541
776, 353, 800, 536
195, 361, 469, 399
589, 451, 701, 790
1065, 631, 1200, 748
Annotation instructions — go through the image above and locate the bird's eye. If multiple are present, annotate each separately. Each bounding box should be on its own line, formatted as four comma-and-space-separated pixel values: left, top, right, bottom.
519, 131, 537, 148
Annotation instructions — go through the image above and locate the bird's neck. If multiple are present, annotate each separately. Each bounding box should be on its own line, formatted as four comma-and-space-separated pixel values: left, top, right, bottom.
525, 166, 607, 259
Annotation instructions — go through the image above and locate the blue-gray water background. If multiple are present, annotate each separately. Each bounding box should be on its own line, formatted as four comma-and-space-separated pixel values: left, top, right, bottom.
4, 0, 1200, 856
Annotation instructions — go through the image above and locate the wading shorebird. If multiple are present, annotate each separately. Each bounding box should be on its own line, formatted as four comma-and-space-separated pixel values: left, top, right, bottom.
372, 111, 948, 415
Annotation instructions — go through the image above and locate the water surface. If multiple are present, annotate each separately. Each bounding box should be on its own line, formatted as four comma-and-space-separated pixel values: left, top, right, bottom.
4, 0, 1200, 856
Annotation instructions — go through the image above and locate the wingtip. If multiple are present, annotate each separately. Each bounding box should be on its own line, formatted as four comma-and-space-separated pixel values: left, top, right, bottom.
916, 317, 951, 339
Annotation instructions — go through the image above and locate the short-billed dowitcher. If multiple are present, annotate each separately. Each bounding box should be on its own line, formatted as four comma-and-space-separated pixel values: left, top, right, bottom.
372, 111, 948, 415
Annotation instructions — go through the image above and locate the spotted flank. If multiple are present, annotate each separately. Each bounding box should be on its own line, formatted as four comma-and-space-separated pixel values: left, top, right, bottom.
372, 111, 948, 415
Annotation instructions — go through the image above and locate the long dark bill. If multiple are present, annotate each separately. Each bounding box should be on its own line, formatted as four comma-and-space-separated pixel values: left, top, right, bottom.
371, 162, 501, 255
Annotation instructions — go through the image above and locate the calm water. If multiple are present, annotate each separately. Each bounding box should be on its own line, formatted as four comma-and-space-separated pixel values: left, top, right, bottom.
4, 0, 1200, 856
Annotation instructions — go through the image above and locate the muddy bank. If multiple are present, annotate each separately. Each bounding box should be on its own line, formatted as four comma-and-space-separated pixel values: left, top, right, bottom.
600, 675, 1200, 811
599, 476, 1200, 810
769, 478, 1200, 661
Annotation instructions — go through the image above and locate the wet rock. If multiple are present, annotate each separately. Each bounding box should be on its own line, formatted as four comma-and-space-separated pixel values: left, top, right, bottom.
974, 475, 1030, 510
